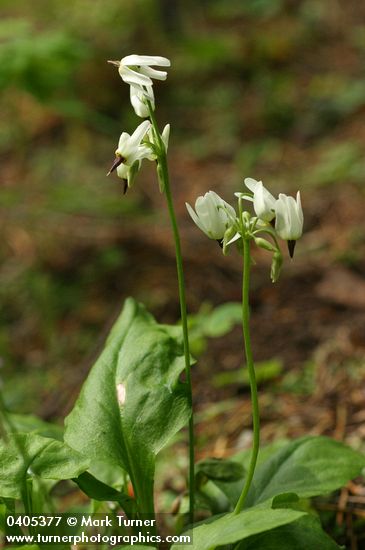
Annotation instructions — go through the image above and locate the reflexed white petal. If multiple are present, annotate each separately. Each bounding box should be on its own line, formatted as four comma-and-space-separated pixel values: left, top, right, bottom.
186, 202, 207, 235
117, 132, 130, 152
129, 121, 151, 148
119, 65, 152, 86
121, 55, 171, 67
253, 182, 276, 222
244, 177, 276, 222
119, 55, 170, 88
113, 121, 153, 185
140, 66, 168, 81
244, 177, 261, 193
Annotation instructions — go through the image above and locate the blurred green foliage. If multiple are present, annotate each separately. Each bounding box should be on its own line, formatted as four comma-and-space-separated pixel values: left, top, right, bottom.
213, 359, 283, 388
0, 19, 88, 101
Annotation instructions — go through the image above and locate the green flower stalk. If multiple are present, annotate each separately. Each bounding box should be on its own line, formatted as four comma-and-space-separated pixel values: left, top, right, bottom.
234, 237, 260, 514
108, 54, 195, 523
187, 182, 303, 511
147, 101, 195, 524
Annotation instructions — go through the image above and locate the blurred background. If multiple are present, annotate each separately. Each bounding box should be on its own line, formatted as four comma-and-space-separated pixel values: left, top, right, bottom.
1, 0, 365, 471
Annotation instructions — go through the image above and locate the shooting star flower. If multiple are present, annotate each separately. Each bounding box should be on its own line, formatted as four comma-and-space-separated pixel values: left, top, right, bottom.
107, 120, 152, 190
275, 192, 304, 257
244, 177, 276, 222
186, 191, 236, 240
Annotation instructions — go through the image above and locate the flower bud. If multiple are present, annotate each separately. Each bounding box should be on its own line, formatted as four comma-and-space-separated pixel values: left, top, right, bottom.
254, 237, 276, 252
275, 192, 303, 256
157, 163, 165, 193
270, 250, 283, 283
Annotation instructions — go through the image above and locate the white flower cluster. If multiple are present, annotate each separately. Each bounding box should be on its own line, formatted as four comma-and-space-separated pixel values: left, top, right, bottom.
108, 55, 171, 190
186, 179, 304, 281
108, 54, 304, 279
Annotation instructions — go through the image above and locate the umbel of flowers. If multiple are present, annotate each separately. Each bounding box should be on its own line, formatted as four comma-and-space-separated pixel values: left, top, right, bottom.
107, 55, 171, 192
186, 177, 303, 282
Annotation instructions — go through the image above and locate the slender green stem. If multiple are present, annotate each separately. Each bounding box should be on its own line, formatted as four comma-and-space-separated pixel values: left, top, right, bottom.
147, 106, 195, 524
234, 238, 260, 514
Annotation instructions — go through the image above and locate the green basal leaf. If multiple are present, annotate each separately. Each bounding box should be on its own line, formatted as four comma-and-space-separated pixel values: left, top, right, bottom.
271, 492, 299, 508
245, 436, 365, 507
6, 414, 63, 441
0, 433, 89, 499
171, 507, 305, 549
213, 440, 288, 507
64, 298, 190, 514
195, 457, 245, 485
195, 458, 245, 513
211, 437, 364, 511
236, 515, 343, 549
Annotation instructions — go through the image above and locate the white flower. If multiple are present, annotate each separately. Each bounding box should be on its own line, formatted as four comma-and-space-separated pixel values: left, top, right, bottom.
108, 55, 170, 116
130, 84, 154, 118
244, 177, 276, 222
186, 191, 236, 240
107, 120, 152, 188
275, 192, 303, 257
275, 192, 303, 240
115, 54, 171, 87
